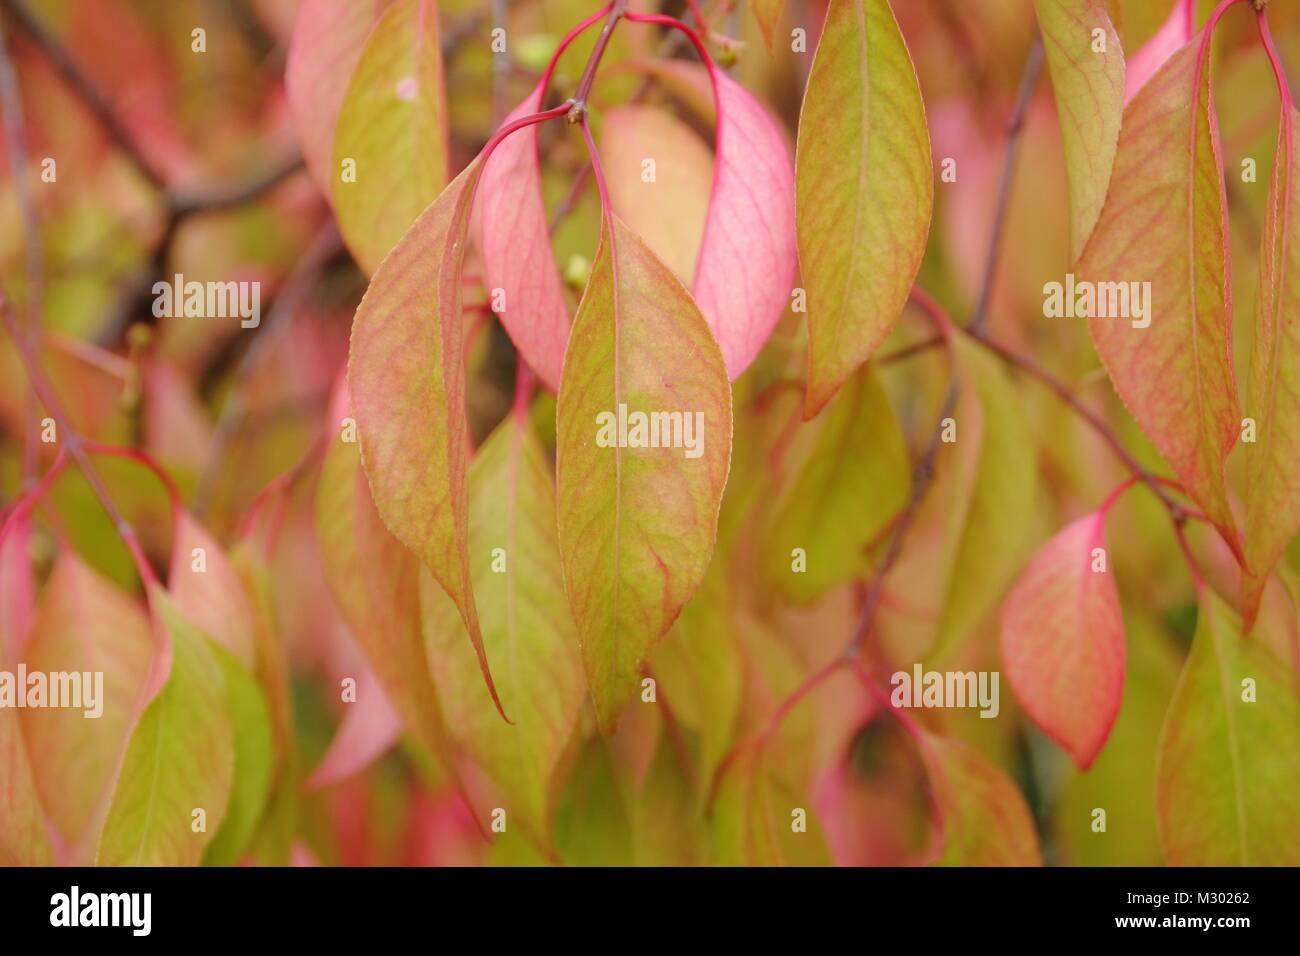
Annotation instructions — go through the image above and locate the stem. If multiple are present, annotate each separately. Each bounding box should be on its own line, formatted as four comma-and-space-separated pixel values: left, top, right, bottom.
569, 1, 629, 114
1256, 6, 1294, 113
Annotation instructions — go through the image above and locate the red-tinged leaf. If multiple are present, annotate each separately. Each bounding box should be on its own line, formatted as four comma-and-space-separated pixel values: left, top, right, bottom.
1123, 0, 1193, 106
96, 590, 234, 866
708, 742, 783, 865
332, 0, 449, 274
170, 510, 255, 669
1000, 510, 1125, 769
922, 731, 1042, 865
285, 0, 386, 198
600, 105, 714, 285
473, 81, 571, 392
0, 707, 51, 865
556, 214, 733, 733
1034, 0, 1125, 260
1079, 37, 1241, 557
422, 415, 584, 838
305, 668, 402, 790
693, 66, 797, 380
751, 0, 787, 54
347, 161, 508, 720
798, 0, 933, 416
1155, 589, 1300, 864
1242, 105, 1300, 625
315, 384, 461, 758
19, 553, 153, 862
0, 509, 35, 662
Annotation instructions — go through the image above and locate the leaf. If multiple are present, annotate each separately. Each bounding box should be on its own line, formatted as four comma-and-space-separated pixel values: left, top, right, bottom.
96, 591, 234, 866
473, 81, 572, 392
315, 391, 458, 758
1123, 0, 1193, 106
930, 334, 1038, 660
1000, 510, 1125, 769
600, 105, 714, 285
332, 0, 448, 274
797, 0, 933, 416
922, 731, 1042, 865
1155, 589, 1300, 865
1080, 37, 1241, 555
762, 364, 909, 602
555, 214, 733, 733
305, 668, 402, 790
709, 743, 783, 865
1033, 0, 1125, 260
169, 509, 255, 669
0, 509, 35, 662
19, 552, 153, 859
751, 0, 787, 54
201, 645, 274, 867
422, 415, 584, 838
0, 707, 51, 865
693, 64, 797, 379
1242, 106, 1300, 625
347, 161, 508, 719
285, 0, 386, 197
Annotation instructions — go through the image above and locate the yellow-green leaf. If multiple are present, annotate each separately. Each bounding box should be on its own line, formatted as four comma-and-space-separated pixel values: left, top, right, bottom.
556, 214, 732, 733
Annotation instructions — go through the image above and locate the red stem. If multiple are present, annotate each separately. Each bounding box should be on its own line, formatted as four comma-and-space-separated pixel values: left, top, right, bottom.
1256, 7, 1294, 114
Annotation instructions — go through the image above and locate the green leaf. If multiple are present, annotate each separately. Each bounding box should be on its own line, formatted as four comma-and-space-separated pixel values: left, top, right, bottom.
347, 160, 508, 719
1079, 38, 1241, 556
798, 0, 933, 416
421, 415, 584, 839
556, 214, 733, 733
761, 365, 909, 602
1033, 0, 1125, 261
332, 0, 448, 274
0, 708, 51, 865
169, 509, 255, 669
1155, 588, 1300, 865
751, 0, 786, 54
708, 742, 783, 866
201, 645, 273, 867
1243, 106, 1300, 625
96, 591, 234, 866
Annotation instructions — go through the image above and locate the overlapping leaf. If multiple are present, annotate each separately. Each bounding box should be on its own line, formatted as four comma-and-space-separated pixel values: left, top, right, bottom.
170, 509, 255, 669
1123, 0, 1193, 105
798, 0, 932, 415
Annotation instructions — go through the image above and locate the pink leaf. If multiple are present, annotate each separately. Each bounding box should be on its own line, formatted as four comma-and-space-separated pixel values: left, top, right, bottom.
473, 81, 572, 392
1000, 510, 1125, 769
305, 668, 402, 790
693, 67, 797, 380
1123, 0, 1194, 106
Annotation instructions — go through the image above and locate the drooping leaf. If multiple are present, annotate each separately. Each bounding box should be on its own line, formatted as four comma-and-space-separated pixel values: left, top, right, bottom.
1033, 0, 1125, 260
693, 64, 797, 380
305, 668, 402, 789
1242, 105, 1300, 625
0, 707, 51, 865
201, 645, 274, 867
332, 0, 448, 274
600, 105, 714, 284
1079, 37, 1241, 555
422, 415, 584, 838
285, 0, 386, 197
1001, 509, 1125, 769
708, 742, 783, 866
797, 0, 932, 416
0, 509, 35, 661
1155, 588, 1300, 865
762, 364, 909, 602
473, 81, 571, 392
922, 731, 1042, 865
315, 387, 458, 760
556, 214, 732, 733
19, 552, 153, 860
347, 162, 508, 718
96, 591, 234, 866
170, 509, 255, 669
751, 0, 787, 54
1123, 0, 1193, 106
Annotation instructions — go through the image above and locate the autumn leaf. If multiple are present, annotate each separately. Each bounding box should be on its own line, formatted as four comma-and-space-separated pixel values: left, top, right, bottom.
751, 0, 787, 55
305, 668, 402, 790
1000, 509, 1125, 769
331, 0, 448, 275
97, 591, 234, 866
1242, 104, 1300, 625
1034, 0, 1125, 260
1079, 36, 1241, 557
1155, 588, 1300, 865
422, 414, 584, 839
0, 707, 51, 865
170, 509, 255, 669
347, 161, 508, 719
556, 214, 732, 733
1123, 0, 1194, 105
798, 0, 932, 416
709, 742, 783, 866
